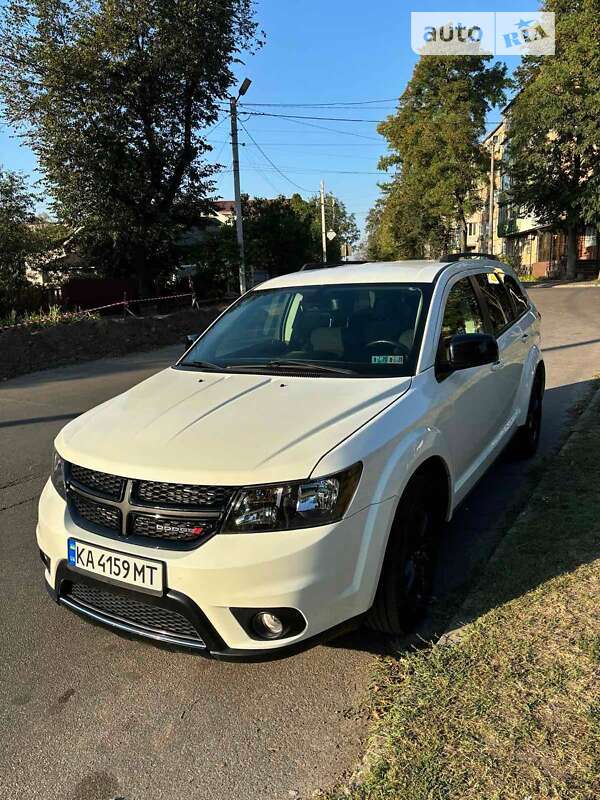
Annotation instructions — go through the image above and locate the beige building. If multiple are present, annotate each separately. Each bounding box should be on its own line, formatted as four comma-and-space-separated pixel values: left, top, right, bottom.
466, 112, 599, 278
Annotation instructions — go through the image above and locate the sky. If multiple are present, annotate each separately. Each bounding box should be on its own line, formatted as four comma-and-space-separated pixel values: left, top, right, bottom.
0, 0, 544, 237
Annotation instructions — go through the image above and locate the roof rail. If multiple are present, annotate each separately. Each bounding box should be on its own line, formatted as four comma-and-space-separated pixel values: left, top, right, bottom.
299, 260, 369, 271
441, 252, 501, 262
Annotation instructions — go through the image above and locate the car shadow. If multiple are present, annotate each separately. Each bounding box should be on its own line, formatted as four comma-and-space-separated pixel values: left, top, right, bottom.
327, 377, 599, 657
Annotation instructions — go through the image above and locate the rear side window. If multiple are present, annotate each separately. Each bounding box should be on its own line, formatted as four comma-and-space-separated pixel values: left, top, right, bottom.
474, 272, 514, 333
502, 275, 530, 318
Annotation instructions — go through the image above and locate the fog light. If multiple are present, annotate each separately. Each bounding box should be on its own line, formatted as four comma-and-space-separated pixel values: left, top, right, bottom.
253, 611, 284, 639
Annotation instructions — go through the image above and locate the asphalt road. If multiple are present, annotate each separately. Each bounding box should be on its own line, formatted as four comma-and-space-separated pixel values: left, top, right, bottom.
1, 286, 599, 800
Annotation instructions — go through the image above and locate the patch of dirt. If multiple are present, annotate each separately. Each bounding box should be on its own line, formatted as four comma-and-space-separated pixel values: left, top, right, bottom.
0, 305, 226, 381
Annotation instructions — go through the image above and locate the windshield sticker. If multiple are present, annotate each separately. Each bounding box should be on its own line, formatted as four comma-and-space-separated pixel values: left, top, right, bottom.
371, 355, 404, 365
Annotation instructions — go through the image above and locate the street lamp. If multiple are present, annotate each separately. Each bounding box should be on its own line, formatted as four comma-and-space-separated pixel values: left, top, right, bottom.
230, 78, 252, 294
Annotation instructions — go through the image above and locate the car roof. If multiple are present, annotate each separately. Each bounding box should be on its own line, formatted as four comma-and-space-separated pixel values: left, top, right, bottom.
257, 259, 507, 290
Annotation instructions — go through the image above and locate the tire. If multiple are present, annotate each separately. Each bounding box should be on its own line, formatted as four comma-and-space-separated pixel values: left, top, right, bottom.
511, 370, 544, 460
366, 475, 440, 636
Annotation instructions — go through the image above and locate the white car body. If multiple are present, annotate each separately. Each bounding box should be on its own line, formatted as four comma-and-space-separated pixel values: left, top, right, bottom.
37, 258, 542, 659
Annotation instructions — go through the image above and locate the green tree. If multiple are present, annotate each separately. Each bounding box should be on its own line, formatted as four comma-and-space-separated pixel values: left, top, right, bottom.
310, 193, 359, 261
188, 190, 360, 291
243, 195, 316, 273
0, 0, 261, 291
506, 0, 600, 280
0, 167, 36, 294
376, 55, 509, 256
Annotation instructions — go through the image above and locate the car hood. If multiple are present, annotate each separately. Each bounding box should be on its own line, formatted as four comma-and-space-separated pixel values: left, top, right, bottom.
56, 367, 411, 485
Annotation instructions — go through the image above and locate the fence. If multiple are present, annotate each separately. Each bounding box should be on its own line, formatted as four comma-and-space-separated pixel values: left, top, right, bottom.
0, 291, 195, 333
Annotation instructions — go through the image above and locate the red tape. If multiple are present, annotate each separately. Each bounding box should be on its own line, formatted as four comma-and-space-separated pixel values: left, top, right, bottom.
0, 292, 195, 332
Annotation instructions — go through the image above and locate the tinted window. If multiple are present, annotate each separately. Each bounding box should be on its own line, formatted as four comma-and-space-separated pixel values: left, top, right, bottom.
438, 278, 485, 361
474, 272, 514, 333
180, 283, 428, 377
502, 274, 530, 318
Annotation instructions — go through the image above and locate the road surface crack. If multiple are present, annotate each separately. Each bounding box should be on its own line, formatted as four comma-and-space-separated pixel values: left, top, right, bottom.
0, 495, 39, 513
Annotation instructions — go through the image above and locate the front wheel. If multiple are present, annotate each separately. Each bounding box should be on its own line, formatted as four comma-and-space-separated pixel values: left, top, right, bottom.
366, 476, 439, 637
511, 370, 544, 459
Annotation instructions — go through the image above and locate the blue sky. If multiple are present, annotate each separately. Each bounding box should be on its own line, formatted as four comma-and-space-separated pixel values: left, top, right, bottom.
0, 0, 543, 235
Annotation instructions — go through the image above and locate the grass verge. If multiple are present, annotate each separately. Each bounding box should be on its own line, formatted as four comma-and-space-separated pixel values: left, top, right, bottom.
328, 398, 600, 800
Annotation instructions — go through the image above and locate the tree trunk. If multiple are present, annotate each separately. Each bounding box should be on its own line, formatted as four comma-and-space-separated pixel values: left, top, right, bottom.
133, 245, 152, 297
565, 224, 578, 281
459, 221, 467, 252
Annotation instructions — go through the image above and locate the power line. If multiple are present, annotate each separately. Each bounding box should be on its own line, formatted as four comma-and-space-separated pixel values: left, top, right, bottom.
210, 143, 381, 162
241, 110, 382, 123
238, 117, 314, 192
243, 150, 283, 195
222, 166, 385, 176
208, 140, 383, 147
238, 98, 398, 107
211, 137, 229, 163
204, 113, 230, 136
256, 114, 382, 142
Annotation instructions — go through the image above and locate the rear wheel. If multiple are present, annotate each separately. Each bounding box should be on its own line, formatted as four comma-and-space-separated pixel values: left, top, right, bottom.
511, 370, 544, 459
367, 475, 440, 637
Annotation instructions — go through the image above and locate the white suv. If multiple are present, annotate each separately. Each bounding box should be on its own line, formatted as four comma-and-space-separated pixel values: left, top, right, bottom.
38, 258, 543, 659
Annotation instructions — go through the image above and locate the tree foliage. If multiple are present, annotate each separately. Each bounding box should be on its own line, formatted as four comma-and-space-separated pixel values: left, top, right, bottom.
0, 0, 261, 289
188, 191, 360, 292
0, 167, 37, 292
372, 55, 508, 259
507, 0, 600, 278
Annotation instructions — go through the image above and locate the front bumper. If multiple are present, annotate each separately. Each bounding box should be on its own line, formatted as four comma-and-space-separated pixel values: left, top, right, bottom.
37, 479, 395, 659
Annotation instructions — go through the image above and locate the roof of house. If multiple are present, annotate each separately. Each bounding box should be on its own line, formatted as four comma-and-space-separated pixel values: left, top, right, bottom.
214, 200, 236, 214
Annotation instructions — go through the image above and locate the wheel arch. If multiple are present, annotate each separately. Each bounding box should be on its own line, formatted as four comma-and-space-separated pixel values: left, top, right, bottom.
406, 455, 452, 523
536, 358, 546, 386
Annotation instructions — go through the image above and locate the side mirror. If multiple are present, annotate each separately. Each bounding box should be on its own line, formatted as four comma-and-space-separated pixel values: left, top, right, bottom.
182, 334, 199, 347
447, 333, 499, 371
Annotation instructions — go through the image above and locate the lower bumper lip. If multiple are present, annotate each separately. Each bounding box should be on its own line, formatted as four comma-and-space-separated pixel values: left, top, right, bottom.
47, 561, 366, 663
59, 595, 208, 650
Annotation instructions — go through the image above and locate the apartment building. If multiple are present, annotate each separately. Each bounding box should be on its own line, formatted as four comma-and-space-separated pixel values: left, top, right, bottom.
466, 112, 599, 278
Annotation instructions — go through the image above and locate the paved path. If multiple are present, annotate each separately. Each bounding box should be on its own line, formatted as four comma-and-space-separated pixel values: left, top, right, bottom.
1, 286, 599, 800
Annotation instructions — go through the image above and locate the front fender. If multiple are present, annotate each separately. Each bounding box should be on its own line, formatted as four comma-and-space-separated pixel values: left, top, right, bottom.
311, 380, 454, 517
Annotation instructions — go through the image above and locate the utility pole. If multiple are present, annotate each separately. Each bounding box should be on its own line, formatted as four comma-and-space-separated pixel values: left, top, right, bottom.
230, 77, 252, 294
320, 180, 327, 263
488, 135, 498, 255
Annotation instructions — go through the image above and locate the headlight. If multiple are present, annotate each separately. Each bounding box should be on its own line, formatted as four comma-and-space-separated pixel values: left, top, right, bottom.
51, 450, 67, 499
223, 463, 362, 533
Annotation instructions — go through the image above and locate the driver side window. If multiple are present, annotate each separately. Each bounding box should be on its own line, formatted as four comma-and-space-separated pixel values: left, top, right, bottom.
438, 278, 486, 363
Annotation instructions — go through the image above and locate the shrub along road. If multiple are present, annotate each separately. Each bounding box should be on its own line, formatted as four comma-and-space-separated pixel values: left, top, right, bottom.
0, 286, 599, 800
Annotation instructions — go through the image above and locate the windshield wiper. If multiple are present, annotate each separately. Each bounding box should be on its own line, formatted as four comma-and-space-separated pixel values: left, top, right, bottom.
226, 360, 358, 376
180, 360, 223, 371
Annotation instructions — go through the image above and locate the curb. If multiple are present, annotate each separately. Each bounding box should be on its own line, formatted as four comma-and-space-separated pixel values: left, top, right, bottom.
438, 380, 600, 646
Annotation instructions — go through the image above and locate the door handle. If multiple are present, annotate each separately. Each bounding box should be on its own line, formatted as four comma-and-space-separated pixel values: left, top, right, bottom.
491, 360, 505, 371
520, 333, 529, 341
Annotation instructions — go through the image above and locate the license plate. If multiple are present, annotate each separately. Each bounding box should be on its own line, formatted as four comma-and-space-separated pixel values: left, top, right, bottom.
67, 538, 164, 595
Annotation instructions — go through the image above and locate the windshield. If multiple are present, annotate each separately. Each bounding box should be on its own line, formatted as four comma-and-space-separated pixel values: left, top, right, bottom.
179, 283, 429, 378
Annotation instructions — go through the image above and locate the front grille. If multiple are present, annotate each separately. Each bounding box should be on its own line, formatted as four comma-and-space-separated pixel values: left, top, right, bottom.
66, 582, 204, 643
70, 464, 125, 500
67, 461, 234, 546
130, 514, 218, 542
70, 491, 122, 533
132, 480, 235, 511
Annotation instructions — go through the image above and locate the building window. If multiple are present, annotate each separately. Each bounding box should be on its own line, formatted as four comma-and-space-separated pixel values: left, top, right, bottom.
468, 222, 478, 237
